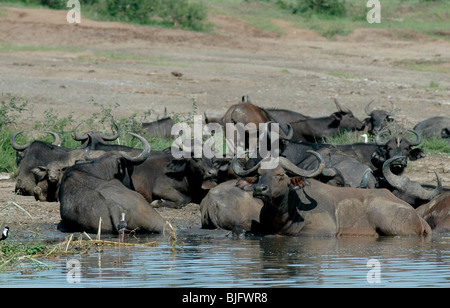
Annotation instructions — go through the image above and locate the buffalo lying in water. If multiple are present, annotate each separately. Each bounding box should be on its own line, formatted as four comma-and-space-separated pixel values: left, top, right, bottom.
59, 133, 167, 234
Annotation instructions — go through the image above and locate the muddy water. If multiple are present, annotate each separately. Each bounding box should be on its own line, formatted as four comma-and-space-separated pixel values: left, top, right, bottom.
1, 228, 449, 288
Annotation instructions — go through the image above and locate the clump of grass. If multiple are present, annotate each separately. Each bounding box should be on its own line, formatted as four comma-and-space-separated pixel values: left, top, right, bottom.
324, 130, 372, 145
419, 136, 450, 155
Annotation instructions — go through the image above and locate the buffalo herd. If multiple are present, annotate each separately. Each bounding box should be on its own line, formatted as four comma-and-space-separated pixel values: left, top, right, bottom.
9, 97, 450, 237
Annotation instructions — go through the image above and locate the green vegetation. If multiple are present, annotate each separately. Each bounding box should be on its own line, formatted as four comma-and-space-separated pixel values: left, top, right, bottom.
419, 136, 450, 155
1, 0, 210, 31
1, 0, 448, 39
0, 93, 176, 173
191, 0, 450, 39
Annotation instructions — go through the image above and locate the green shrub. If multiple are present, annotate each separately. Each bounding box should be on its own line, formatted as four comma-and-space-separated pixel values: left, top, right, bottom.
294, 0, 347, 17
101, 0, 209, 31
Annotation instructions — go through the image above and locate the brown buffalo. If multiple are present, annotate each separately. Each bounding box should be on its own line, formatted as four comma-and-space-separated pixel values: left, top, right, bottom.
416, 192, 450, 234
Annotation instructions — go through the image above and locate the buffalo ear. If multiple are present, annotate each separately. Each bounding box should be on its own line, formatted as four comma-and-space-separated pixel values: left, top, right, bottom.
31, 166, 48, 182
165, 159, 187, 174
236, 177, 257, 191
409, 148, 425, 161
290, 177, 309, 190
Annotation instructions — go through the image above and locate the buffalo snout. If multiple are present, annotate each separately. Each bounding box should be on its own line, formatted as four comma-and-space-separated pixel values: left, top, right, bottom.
253, 183, 270, 198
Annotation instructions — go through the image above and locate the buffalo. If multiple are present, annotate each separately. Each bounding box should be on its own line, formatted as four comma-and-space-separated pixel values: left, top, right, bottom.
59, 133, 167, 234
31, 161, 69, 202
141, 117, 174, 139
11, 130, 62, 166
362, 100, 396, 135
289, 99, 366, 143
416, 192, 450, 234
279, 129, 424, 183
201, 151, 325, 234
239, 156, 431, 236
414, 116, 450, 139
11, 131, 88, 196
132, 139, 224, 208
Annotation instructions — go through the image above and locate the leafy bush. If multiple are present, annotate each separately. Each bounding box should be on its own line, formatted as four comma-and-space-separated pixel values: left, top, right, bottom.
102, 0, 208, 31
294, 0, 347, 17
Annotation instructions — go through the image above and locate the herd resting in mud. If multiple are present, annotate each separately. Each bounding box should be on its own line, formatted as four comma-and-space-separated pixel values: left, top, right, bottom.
9, 97, 450, 237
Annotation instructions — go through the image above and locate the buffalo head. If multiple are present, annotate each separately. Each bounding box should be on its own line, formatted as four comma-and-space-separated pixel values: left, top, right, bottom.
331, 99, 366, 132
167, 139, 220, 190
233, 151, 324, 196
372, 129, 424, 174
363, 100, 396, 134
72, 122, 120, 150
11, 130, 62, 165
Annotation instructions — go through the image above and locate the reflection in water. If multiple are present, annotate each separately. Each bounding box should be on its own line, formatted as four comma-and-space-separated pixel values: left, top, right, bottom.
1, 228, 449, 287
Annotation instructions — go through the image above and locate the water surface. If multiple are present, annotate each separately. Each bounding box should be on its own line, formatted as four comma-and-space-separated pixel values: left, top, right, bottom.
1, 228, 449, 288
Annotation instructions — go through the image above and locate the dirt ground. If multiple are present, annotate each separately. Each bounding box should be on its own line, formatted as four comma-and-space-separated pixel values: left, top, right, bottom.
0, 6, 449, 239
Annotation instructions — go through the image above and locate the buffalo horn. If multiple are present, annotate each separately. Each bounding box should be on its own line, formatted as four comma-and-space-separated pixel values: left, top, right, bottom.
364, 99, 376, 115
334, 99, 350, 113
375, 129, 389, 146
99, 122, 120, 141
44, 131, 62, 146
405, 129, 422, 146
119, 133, 150, 164
383, 156, 442, 200
231, 152, 261, 176
71, 123, 88, 141
10, 131, 31, 151
279, 151, 324, 178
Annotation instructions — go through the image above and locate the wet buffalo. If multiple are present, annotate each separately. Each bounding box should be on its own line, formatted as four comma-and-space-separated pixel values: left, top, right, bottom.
246, 158, 431, 237
59, 133, 167, 234
416, 192, 450, 234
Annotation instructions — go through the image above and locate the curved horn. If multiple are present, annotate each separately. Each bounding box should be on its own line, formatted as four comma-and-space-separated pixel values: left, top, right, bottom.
100, 122, 120, 141
119, 133, 150, 164
416, 171, 442, 201
405, 129, 422, 146
71, 123, 88, 141
375, 129, 389, 146
383, 156, 442, 201
231, 152, 261, 176
10, 131, 31, 151
279, 150, 324, 178
382, 156, 409, 190
364, 99, 375, 115
334, 99, 350, 113
358, 169, 373, 189
387, 101, 396, 116
283, 123, 293, 140
44, 131, 62, 146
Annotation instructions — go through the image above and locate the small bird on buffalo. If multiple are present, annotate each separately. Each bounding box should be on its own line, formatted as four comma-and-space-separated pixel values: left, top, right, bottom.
0, 227, 9, 241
